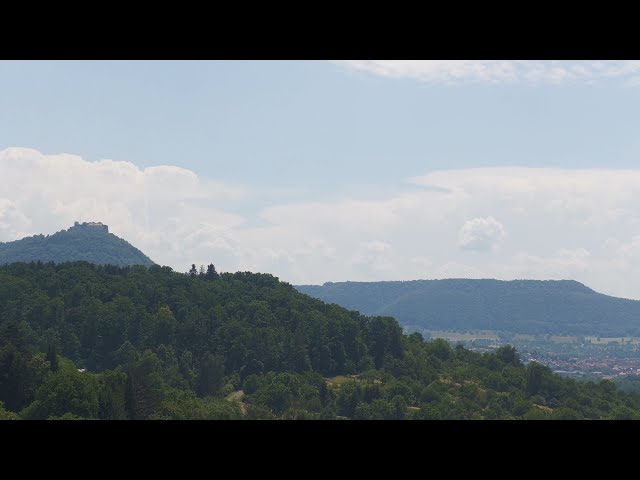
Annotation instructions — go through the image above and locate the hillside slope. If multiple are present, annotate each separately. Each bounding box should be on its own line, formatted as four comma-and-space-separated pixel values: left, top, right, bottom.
0, 223, 154, 267
296, 279, 640, 336
1, 262, 639, 420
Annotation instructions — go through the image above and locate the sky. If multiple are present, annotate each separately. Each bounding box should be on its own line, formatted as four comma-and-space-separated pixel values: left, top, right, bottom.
3, 60, 640, 298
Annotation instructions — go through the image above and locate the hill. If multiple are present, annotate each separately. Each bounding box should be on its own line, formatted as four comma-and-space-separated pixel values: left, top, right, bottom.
1, 262, 639, 420
0, 222, 154, 267
296, 279, 640, 337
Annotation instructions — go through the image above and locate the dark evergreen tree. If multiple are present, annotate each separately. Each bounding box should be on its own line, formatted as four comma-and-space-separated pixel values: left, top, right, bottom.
495, 345, 521, 366
124, 370, 137, 420
205, 263, 219, 280
197, 353, 225, 397
46, 344, 59, 372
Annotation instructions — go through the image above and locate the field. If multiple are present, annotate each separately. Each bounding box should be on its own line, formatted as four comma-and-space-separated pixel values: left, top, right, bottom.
428, 330, 500, 342
549, 335, 577, 344
513, 334, 536, 341
585, 336, 640, 345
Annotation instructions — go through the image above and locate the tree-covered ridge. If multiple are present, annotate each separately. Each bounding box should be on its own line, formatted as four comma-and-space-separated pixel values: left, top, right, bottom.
0, 225, 154, 267
1, 262, 639, 420
296, 279, 640, 337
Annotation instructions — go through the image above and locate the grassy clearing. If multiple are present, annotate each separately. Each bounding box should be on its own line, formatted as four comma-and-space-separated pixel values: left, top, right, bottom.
225, 390, 247, 414
226, 390, 245, 402
325, 374, 383, 390
325, 375, 364, 390
534, 404, 553, 413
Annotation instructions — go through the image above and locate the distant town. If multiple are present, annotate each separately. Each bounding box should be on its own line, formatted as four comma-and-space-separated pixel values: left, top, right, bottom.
412, 328, 640, 381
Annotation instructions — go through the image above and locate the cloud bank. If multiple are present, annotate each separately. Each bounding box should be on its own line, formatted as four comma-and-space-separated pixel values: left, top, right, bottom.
337, 60, 640, 85
4, 148, 640, 299
0, 148, 245, 268
458, 217, 505, 251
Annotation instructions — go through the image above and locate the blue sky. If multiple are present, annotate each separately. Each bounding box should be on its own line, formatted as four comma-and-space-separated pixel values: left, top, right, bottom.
3, 60, 640, 298
4, 61, 640, 188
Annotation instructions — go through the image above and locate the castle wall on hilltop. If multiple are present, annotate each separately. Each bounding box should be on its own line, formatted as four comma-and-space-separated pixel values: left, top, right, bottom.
72, 221, 109, 233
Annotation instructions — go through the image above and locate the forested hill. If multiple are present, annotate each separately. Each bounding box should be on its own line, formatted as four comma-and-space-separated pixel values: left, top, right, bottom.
0, 223, 154, 267
296, 279, 640, 337
1, 262, 639, 420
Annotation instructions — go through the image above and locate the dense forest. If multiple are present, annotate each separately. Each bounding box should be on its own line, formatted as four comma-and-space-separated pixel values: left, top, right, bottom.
1, 261, 640, 420
0, 224, 154, 267
297, 279, 640, 337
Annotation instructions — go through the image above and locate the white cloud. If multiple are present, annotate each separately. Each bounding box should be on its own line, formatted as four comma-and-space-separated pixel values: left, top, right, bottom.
352, 241, 393, 277
336, 60, 640, 85
458, 216, 505, 251
0, 147, 245, 268
411, 256, 432, 269
7, 148, 640, 298
510, 248, 593, 278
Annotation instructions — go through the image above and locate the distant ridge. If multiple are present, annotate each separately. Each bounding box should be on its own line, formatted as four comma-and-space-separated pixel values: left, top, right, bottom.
0, 222, 154, 267
296, 278, 640, 337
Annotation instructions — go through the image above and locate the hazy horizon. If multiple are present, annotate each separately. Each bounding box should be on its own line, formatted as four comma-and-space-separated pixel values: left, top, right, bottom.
3, 61, 640, 298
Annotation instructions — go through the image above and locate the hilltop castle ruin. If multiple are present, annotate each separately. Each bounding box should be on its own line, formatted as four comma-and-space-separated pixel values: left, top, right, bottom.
72, 221, 109, 233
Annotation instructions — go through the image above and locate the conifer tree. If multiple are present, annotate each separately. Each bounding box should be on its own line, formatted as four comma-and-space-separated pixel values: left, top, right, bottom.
205, 263, 219, 280
46, 344, 59, 372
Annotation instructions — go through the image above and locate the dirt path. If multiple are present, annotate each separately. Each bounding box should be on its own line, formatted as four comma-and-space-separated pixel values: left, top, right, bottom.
226, 390, 247, 415
226, 390, 245, 402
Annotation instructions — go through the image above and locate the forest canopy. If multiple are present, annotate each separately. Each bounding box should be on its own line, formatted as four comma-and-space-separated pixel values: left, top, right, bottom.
0, 225, 154, 267
297, 279, 640, 337
1, 262, 639, 420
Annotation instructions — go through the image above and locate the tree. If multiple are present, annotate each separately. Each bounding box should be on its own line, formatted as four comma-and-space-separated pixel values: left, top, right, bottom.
426, 338, 453, 362
0, 344, 29, 412
113, 340, 139, 366
21, 367, 99, 420
526, 362, 549, 396
551, 407, 583, 420
392, 395, 408, 420
197, 353, 225, 397
292, 325, 311, 373
261, 381, 293, 415
0, 401, 19, 420
610, 405, 639, 420
124, 351, 165, 419
155, 307, 177, 346
495, 345, 521, 366
98, 371, 128, 420
205, 264, 219, 280
46, 343, 59, 372
188, 264, 198, 277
